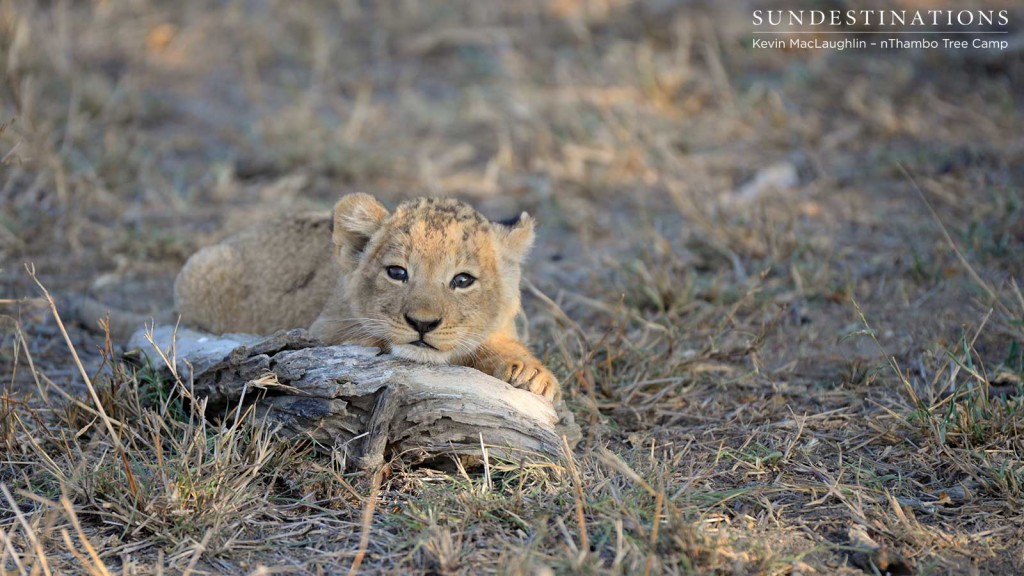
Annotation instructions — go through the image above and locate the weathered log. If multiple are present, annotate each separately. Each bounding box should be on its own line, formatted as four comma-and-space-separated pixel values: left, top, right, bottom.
126, 327, 581, 469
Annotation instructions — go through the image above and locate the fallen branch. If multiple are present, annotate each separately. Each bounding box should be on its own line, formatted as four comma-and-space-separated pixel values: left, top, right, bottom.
128, 327, 581, 470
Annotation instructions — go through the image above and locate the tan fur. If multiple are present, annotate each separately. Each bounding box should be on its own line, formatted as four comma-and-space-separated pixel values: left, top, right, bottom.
174, 194, 559, 400
174, 213, 336, 334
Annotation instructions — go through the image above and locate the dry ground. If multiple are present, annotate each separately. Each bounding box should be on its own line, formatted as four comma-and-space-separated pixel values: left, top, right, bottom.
2, 0, 1024, 574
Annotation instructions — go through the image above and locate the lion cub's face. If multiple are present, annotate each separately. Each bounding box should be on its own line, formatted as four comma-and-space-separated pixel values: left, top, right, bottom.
327, 195, 535, 363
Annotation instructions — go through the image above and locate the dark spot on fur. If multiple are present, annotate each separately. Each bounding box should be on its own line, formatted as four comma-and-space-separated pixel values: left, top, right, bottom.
285, 269, 317, 294
394, 219, 414, 234
394, 198, 489, 236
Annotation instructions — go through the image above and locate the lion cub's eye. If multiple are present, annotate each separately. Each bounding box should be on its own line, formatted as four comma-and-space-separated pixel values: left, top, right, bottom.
386, 266, 409, 282
450, 273, 476, 290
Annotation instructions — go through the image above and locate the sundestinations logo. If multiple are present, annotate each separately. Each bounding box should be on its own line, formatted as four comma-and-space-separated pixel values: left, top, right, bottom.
751, 9, 1011, 52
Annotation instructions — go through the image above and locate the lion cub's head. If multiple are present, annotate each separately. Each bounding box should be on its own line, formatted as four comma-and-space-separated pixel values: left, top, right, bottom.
323, 194, 535, 363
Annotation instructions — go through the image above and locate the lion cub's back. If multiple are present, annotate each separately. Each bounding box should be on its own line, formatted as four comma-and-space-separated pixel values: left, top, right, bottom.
174, 212, 337, 335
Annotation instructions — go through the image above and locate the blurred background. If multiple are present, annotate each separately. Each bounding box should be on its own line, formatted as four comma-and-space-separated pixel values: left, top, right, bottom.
1, 0, 1023, 572
1, 0, 1018, 305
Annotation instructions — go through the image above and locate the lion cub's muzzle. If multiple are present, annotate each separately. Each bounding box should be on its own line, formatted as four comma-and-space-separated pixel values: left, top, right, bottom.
405, 313, 442, 349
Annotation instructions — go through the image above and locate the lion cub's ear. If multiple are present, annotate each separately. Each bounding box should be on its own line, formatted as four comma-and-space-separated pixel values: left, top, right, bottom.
333, 193, 390, 269
495, 211, 536, 264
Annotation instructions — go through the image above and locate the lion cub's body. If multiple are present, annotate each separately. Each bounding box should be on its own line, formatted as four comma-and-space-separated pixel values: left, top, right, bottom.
175, 213, 337, 335
174, 195, 559, 400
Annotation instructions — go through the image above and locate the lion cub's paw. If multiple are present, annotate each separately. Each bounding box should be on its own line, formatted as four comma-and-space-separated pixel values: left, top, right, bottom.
498, 357, 560, 401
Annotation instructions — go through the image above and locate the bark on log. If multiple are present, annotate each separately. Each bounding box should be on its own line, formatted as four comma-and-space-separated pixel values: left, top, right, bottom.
126, 327, 581, 470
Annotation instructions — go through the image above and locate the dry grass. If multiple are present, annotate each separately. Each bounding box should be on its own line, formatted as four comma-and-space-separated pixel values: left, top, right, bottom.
2, 0, 1023, 573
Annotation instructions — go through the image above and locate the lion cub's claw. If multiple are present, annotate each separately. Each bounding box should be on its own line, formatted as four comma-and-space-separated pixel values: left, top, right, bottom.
500, 358, 559, 401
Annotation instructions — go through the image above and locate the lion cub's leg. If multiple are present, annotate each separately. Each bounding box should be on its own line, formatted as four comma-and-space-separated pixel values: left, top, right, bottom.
467, 334, 560, 401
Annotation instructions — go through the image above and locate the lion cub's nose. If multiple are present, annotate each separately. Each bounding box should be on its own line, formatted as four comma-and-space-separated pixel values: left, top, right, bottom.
405, 314, 441, 335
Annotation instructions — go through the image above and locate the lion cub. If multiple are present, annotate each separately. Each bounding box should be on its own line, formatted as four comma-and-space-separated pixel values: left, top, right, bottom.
174, 194, 559, 400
